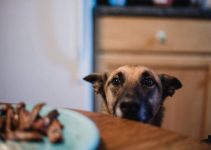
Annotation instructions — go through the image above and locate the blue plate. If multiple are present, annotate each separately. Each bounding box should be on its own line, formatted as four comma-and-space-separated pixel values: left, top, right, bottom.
0, 105, 100, 150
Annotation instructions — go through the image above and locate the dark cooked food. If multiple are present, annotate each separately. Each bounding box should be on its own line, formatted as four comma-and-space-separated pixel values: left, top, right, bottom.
0, 103, 63, 143
47, 119, 63, 143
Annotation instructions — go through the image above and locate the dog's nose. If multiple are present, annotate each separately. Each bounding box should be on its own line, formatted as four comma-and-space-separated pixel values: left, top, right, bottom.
120, 101, 140, 114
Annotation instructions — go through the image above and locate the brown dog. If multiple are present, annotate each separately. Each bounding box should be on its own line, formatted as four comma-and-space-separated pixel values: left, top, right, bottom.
84, 65, 182, 126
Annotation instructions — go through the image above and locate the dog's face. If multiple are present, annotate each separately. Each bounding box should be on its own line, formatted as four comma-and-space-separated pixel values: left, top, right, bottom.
84, 65, 182, 123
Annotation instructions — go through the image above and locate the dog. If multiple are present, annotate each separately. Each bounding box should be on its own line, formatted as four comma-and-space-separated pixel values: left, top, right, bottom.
84, 65, 182, 126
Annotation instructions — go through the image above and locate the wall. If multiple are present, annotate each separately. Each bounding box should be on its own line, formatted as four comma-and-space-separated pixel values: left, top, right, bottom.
0, 0, 93, 110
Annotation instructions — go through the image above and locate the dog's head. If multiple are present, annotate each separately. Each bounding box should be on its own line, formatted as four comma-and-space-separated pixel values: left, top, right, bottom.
84, 65, 182, 123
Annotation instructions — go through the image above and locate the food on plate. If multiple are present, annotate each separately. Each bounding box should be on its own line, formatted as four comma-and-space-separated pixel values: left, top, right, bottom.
0, 102, 63, 143
47, 119, 63, 143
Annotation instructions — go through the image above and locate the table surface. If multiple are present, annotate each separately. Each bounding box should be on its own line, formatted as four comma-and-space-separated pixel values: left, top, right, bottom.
76, 110, 211, 150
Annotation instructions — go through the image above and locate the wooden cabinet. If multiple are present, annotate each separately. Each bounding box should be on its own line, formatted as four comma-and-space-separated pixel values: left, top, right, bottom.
97, 17, 211, 53
95, 16, 211, 140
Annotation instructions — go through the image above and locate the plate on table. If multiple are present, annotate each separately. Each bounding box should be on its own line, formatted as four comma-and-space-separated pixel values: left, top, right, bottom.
0, 105, 100, 150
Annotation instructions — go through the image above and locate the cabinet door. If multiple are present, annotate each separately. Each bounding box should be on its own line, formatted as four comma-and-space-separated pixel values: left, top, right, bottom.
95, 54, 210, 139
156, 68, 207, 140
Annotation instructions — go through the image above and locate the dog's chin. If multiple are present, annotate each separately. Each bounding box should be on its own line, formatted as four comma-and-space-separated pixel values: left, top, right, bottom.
122, 115, 141, 121
115, 111, 151, 123
115, 107, 152, 123
115, 109, 150, 123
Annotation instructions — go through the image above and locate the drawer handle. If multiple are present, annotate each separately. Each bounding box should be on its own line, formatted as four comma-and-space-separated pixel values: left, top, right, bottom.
156, 30, 167, 44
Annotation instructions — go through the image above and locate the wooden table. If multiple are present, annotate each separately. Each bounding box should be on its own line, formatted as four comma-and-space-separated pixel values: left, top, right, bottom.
76, 110, 211, 150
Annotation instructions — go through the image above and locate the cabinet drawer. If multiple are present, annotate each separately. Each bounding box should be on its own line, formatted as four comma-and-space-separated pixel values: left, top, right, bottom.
97, 17, 211, 53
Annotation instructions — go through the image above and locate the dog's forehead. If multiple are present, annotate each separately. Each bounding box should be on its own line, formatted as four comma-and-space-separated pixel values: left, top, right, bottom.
108, 65, 158, 79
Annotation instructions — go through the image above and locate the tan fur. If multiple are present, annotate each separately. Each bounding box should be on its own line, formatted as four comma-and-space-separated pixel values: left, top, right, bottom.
103, 65, 162, 116
84, 65, 182, 126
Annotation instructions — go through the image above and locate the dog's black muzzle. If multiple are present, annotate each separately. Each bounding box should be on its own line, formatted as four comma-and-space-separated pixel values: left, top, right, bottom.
119, 99, 153, 123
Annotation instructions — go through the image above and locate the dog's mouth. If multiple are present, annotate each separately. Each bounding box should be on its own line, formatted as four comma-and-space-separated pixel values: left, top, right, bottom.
122, 112, 152, 123
122, 114, 142, 122
114, 101, 153, 123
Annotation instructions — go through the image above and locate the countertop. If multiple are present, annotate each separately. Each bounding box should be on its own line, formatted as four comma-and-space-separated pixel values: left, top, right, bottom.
77, 110, 211, 150
94, 6, 211, 19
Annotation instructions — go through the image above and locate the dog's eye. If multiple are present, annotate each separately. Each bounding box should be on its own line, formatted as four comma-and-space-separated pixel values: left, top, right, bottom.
141, 77, 155, 88
111, 76, 123, 86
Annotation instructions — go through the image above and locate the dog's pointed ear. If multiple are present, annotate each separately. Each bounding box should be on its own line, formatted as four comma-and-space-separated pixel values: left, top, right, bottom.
83, 73, 108, 95
159, 74, 182, 99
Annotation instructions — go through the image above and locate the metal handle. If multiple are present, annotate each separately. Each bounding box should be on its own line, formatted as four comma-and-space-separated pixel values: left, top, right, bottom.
155, 30, 167, 44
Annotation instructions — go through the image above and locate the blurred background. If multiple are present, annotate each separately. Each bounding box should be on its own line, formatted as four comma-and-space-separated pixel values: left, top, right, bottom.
0, 0, 211, 140
0, 1, 94, 110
